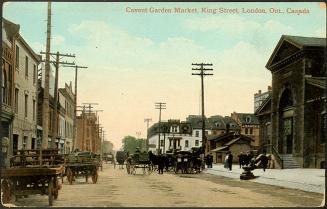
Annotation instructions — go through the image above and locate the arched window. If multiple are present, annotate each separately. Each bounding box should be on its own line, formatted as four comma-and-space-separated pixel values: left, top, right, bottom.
279, 88, 293, 109
245, 116, 251, 123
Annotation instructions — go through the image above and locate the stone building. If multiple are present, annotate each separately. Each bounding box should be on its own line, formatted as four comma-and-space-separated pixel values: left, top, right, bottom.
59, 82, 74, 153
12, 21, 41, 152
254, 86, 272, 112
1, 18, 18, 158
266, 35, 326, 168
231, 112, 260, 149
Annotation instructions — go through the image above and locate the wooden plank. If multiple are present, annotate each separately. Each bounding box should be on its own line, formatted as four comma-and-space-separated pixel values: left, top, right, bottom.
1, 166, 63, 177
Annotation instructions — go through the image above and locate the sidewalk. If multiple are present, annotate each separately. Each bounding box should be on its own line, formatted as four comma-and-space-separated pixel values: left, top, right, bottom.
204, 163, 325, 194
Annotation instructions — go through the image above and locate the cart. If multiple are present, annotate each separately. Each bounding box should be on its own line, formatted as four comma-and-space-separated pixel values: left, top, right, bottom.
115, 151, 126, 169
1, 148, 64, 206
126, 152, 152, 175
64, 151, 99, 184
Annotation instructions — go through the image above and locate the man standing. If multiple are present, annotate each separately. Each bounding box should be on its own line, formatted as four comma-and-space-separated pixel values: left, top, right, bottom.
260, 152, 269, 172
238, 152, 244, 168
227, 151, 233, 171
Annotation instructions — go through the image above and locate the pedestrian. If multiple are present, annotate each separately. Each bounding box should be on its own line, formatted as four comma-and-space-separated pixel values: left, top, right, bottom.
157, 154, 164, 174
238, 152, 244, 168
205, 154, 210, 168
260, 152, 269, 172
227, 151, 233, 171
209, 153, 213, 168
224, 152, 229, 169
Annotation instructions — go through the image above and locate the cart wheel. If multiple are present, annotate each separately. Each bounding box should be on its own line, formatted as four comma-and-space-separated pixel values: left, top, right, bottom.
92, 169, 98, 184
48, 178, 54, 206
1, 179, 12, 204
66, 168, 73, 184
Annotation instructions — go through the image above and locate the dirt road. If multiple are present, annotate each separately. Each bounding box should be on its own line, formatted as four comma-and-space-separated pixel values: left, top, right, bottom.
4, 163, 323, 207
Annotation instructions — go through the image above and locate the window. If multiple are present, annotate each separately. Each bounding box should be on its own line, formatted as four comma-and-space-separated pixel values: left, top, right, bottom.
195, 140, 199, 146
33, 64, 36, 84
15, 45, 19, 67
15, 88, 19, 113
246, 116, 251, 123
33, 99, 36, 121
25, 56, 28, 78
205, 131, 208, 135
185, 140, 189, 147
24, 94, 28, 118
245, 128, 248, 134
160, 140, 164, 147
2, 67, 6, 103
250, 128, 253, 135
195, 131, 199, 137
23, 136, 28, 150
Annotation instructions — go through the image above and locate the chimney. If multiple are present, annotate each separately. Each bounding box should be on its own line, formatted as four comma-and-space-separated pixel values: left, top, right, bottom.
258, 90, 262, 94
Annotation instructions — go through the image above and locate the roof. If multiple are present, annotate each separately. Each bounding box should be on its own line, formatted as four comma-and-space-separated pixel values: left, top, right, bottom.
186, 115, 211, 129
2, 18, 20, 40
254, 94, 271, 115
305, 77, 326, 89
233, 113, 259, 125
266, 35, 326, 70
211, 146, 228, 152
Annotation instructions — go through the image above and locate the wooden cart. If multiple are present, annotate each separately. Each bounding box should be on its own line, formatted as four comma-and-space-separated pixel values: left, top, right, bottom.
126, 152, 153, 175
64, 151, 99, 184
1, 165, 63, 206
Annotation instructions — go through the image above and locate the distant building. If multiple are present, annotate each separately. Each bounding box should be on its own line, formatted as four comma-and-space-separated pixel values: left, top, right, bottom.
231, 112, 260, 149
254, 86, 272, 112
103, 140, 113, 154
265, 35, 326, 168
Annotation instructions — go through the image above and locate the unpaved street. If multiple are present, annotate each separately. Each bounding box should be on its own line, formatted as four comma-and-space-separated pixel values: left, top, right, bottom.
6, 163, 323, 207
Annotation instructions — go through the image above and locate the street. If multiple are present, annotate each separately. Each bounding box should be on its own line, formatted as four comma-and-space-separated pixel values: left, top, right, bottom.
5, 163, 323, 207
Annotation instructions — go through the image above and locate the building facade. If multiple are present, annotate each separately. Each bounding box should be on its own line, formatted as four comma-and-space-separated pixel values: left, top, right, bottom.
266, 35, 326, 168
1, 19, 18, 160
231, 112, 260, 149
254, 86, 272, 112
76, 111, 99, 153
12, 24, 41, 152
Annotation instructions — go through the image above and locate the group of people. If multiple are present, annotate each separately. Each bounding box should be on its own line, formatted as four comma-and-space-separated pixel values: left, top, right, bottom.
238, 151, 270, 172
237, 151, 254, 168
224, 151, 233, 171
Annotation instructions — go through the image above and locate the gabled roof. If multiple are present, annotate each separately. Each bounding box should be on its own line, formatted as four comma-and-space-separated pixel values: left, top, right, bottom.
305, 77, 326, 89
2, 18, 20, 40
266, 35, 326, 70
233, 113, 259, 125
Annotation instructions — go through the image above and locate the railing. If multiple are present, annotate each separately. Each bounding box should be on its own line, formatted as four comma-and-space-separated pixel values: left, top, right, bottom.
263, 144, 283, 169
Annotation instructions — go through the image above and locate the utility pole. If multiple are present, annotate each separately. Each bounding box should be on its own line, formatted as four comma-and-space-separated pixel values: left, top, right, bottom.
192, 63, 213, 155
40, 51, 75, 149
144, 118, 152, 151
41, 1, 52, 150
94, 110, 103, 153
63, 65, 87, 151
155, 102, 166, 155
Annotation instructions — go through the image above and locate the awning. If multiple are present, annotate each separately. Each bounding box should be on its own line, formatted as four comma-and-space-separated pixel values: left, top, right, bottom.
211, 146, 228, 152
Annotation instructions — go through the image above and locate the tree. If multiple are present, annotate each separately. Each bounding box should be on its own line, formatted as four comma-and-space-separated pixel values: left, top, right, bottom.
122, 135, 146, 154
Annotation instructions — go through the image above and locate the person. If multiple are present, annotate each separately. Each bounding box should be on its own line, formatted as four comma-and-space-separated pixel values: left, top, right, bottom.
227, 151, 233, 171
157, 154, 164, 174
209, 153, 213, 168
224, 152, 229, 169
238, 152, 244, 168
205, 154, 210, 168
260, 152, 269, 172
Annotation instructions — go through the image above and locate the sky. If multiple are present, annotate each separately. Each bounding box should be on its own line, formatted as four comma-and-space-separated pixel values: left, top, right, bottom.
3, 2, 326, 150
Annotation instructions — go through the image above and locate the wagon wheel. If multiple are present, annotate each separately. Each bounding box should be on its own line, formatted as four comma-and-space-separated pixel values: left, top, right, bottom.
48, 178, 54, 206
147, 164, 153, 175
1, 179, 12, 204
66, 167, 73, 185
92, 169, 98, 184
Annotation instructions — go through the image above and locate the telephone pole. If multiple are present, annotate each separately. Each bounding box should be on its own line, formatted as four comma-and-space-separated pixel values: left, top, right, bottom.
192, 63, 213, 155
40, 51, 75, 149
41, 1, 52, 149
144, 118, 152, 151
155, 102, 166, 154
63, 65, 88, 151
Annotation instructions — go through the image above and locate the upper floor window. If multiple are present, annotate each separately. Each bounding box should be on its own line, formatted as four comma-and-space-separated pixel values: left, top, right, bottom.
250, 128, 253, 135
33, 64, 36, 84
195, 140, 199, 146
15, 88, 19, 113
25, 56, 28, 78
195, 131, 199, 137
246, 116, 251, 123
245, 128, 248, 135
15, 45, 19, 67
24, 94, 28, 118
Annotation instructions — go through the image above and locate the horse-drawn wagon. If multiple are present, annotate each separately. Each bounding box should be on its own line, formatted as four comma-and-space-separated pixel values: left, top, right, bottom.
174, 150, 203, 174
115, 151, 126, 169
1, 148, 64, 206
126, 152, 152, 175
64, 151, 99, 184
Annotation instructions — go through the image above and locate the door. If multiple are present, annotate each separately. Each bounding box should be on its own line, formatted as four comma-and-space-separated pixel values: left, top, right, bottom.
283, 118, 293, 154
13, 134, 18, 154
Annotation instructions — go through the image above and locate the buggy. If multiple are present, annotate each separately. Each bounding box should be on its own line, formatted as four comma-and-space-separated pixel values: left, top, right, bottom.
126, 151, 153, 175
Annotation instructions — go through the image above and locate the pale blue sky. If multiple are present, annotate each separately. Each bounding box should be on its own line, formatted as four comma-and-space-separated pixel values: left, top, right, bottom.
3, 2, 326, 149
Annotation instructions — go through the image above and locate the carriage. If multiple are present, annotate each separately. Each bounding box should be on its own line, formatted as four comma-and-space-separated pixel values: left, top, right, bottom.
103, 153, 114, 164
1, 149, 64, 206
115, 151, 126, 169
126, 151, 153, 175
64, 151, 99, 184
173, 150, 203, 174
